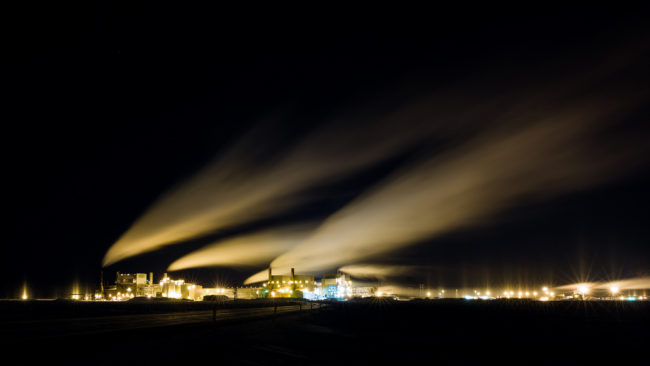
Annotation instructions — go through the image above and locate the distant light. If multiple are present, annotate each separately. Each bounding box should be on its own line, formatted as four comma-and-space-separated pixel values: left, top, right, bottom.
540, 297, 549, 301
426, 292, 431, 297
525, 292, 530, 297
626, 297, 637, 301
377, 291, 383, 296
610, 285, 619, 295
542, 287, 548, 292
533, 292, 537, 296
549, 292, 555, 296
486, 291, 490, 296
577, 285, 589, 294
22, 293, 27, 300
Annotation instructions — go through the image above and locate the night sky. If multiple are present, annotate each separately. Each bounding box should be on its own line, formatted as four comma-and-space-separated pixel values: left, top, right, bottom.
4, 4, 650, 298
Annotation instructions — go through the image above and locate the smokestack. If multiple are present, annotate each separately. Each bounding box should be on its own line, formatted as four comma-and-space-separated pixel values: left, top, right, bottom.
100, 270, 104, 293
268, 267, 272, 281
116, 271, 120, 284
163, 272, 168, 280
149, 272, 154, 284
291, 268, 295, 282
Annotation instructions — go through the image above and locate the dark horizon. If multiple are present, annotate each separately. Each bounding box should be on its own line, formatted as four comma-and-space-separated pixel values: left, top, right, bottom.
4, 5, 650, 299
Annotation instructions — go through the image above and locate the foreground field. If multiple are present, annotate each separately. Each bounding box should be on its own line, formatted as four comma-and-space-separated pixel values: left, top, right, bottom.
2, 299, 648, 365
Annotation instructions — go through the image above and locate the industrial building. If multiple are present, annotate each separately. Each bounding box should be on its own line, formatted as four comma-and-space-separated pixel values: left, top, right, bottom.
97, 272, 204, 301
319, 272, 353, 299
260, 267, 315, 298
93, 268, 375, 301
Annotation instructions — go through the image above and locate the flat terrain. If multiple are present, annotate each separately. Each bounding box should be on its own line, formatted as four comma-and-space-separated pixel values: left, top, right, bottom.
2, 299, 648, 365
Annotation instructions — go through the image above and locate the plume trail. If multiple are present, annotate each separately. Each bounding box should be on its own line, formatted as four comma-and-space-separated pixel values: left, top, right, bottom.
167, 224, 314, 271
268, 88, 649, 274
103, 98, 463, 266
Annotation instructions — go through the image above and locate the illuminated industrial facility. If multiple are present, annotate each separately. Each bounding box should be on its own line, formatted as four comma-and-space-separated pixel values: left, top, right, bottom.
30, 270, 631, 302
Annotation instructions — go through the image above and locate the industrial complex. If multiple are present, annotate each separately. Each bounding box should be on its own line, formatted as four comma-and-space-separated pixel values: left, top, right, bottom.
22, 268, 637, 302
92, 268, 377, 302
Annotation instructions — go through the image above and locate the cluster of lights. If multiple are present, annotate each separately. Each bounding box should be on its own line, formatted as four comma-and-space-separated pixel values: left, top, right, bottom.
375, 290, 392, 297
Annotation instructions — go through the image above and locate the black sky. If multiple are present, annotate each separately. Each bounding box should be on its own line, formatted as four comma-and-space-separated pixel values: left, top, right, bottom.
3, 4, 650, 297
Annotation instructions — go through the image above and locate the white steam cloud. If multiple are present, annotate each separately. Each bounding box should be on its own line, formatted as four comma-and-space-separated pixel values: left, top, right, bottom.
167, 224, 314, 271
268, 92, 648, 274
103, 98, 461, 266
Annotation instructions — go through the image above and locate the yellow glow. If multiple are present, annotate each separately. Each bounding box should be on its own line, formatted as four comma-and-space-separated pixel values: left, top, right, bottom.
542, 287, 548, 292
104, 74, 650, 276
427, 292, 431, 297
610, 285, 619, 294
377, 291, 383, 296
168, 227, 311, 271
540, 296, 549, 301
268, 94, 647, 274
577, 285, 589, 294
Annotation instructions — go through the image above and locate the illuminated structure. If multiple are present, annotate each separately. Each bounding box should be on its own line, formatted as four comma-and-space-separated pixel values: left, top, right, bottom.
320, 272, 353, 299
159, 273, 203, 300
88, 270, 650, 302
261, 268, 315, 298
96, 272, 201, 301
